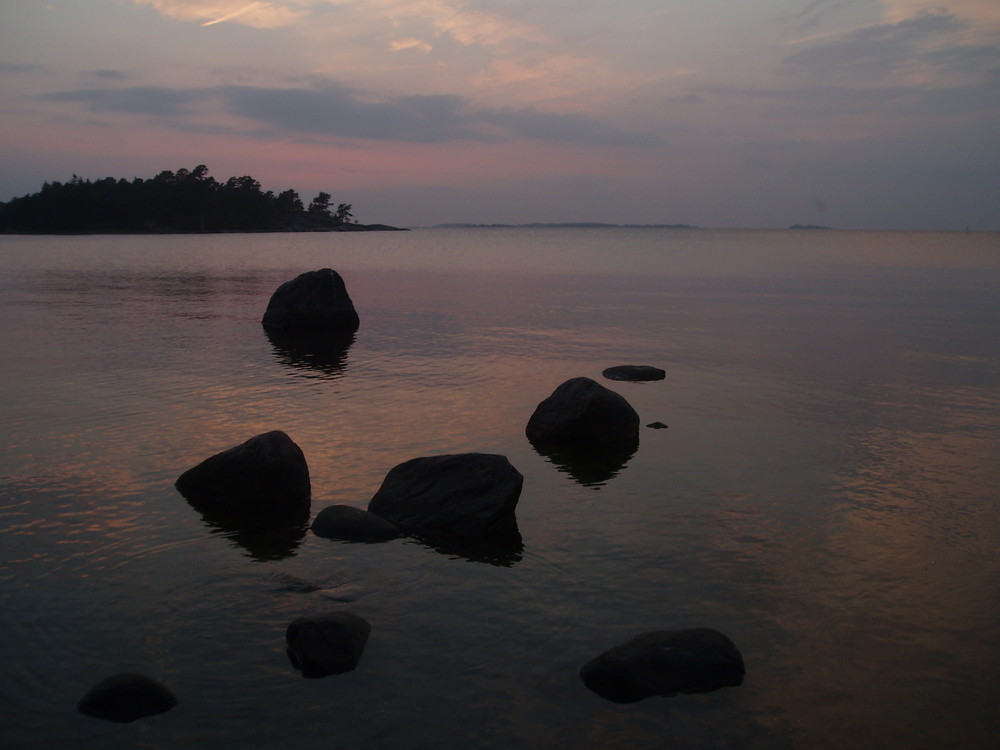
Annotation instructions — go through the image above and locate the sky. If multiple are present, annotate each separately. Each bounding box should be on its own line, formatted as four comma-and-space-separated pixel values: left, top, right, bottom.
0, 0, 997, 229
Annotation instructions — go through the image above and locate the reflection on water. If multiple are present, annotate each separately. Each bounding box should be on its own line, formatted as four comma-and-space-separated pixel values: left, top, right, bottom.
265, 328, 355, 380
0, 229, 997, 750
532, 440, 639, 487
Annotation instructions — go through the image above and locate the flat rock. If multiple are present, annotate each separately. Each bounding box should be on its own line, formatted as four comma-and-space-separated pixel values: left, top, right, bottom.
526, 377, 640, 451
602, 365, 666, 382
580, 628, 745, 703
175, 431, 310, 517
286, 612, 371, 677
312, 504, 402, 542
261, 268, 360, 334
368, 453, 523, 538
77, 673, 178, 723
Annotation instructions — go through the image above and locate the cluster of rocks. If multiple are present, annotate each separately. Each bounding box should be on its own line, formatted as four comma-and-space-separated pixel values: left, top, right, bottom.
78, 268, 743, 722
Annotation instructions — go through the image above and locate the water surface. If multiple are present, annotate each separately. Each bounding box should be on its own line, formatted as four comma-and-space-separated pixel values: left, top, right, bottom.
1, 228, 998, 749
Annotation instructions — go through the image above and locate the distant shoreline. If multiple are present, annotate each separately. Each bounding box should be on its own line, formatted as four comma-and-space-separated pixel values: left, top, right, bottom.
433, 222, 696, 229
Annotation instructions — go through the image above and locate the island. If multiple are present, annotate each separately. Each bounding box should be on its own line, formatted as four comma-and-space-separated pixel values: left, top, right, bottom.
0, 165, 406, 234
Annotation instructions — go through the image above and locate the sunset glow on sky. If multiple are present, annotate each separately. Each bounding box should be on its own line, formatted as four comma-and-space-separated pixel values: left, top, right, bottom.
1, 0, 997, 229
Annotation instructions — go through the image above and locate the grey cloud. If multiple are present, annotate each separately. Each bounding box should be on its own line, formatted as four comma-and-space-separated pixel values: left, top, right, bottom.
43, 86, 200, 116
87, 69, 132, 81
40, 81, 661, 147
0, 62, 44, 75
219, 85, 484, 142
707, 77, 998, 119
782, 13, 964, 79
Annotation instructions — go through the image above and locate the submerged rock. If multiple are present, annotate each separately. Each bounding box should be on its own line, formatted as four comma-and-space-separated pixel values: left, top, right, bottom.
602, 365, 666, 382
526, 377, 640, 453
286, 612, 371, 678
77, 673, 178, 723
261, 268, 360, 335
580, 628, 745, 703
311, 504, 402, 543
175, 431, 311, 518
368, 453, 523, 539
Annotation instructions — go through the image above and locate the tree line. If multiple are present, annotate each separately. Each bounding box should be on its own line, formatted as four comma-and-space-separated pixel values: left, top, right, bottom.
0, 165, 354, 233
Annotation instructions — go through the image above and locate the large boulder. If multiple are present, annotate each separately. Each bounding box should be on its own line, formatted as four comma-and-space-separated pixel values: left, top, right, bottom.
311, 504, 402, 543
368, 453, 523, 538
526, 377, 640, 451
580, 628, 745, 703
261, 268, 360, 335
286, 612, 371, 678
77, 673, 178, 723
175, 431, 311, 517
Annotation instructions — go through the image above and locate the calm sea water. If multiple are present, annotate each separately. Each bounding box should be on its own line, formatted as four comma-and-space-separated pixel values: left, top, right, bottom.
1, 228, 997, 749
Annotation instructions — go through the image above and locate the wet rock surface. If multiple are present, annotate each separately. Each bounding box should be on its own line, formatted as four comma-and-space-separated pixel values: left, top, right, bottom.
77, 673, 178, 723
175, 430, 311, 517
602, 365, 666, 382
261, 268, 360, 335
368, 453, 523, 538
312, 504, 403, 542
526, 377, 640, 454
580, 628, 745, 703
286, 612, 372, 678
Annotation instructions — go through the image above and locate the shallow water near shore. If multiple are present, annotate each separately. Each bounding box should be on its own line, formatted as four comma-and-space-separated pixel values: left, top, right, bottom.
1, 227, 998, 749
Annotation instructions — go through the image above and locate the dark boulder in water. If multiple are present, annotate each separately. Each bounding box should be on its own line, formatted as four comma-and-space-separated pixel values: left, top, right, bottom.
261, 268, 360, 335
602, 365, 666, 382
311, 504, 402, 543
77, 673, 178, 723
175, 430, 311, 517
526, 377, 640, 452
580, 628, 745, 703
368, 453, 523, 539
286, 612, 371, 678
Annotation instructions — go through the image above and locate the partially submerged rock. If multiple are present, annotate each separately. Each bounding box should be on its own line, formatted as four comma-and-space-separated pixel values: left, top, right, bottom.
261, 268, 360, 335
312, 504, 402, 543
77, 673, 178, 723
580, 628, 745, 703
526, 377, 640, 451
286, 612, 371, 678
368, 453, 523, 538
602, 365, 666, 382
175, 431, 311, 518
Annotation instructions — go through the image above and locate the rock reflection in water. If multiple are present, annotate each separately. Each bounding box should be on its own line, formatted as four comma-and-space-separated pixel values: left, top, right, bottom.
185, 499, 310, 561
265, 328, 355, 379
532, 439, 639, 487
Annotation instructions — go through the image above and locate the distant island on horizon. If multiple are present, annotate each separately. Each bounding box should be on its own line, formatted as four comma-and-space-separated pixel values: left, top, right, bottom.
0, 165, 405, 234
433, 222, 696, 229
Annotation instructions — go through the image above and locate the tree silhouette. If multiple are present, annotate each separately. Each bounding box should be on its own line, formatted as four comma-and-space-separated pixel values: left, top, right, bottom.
0, 167, 359, 233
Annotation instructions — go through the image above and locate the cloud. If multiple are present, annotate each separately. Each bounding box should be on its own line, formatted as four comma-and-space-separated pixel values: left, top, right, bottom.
782, 13, 963, 80
40, 80, 661, 147
132, 0, 305, 29
390, 37, 433, 54
42, 86, 202, 116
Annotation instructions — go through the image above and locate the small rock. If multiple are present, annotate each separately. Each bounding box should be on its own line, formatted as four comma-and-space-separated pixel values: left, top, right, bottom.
286, 612, 372, 677
77, 673, 178, 723
602, 365, 666, 382
647, 421, 668, 429
311, 504, 402, 542
580, 628, 745, 703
